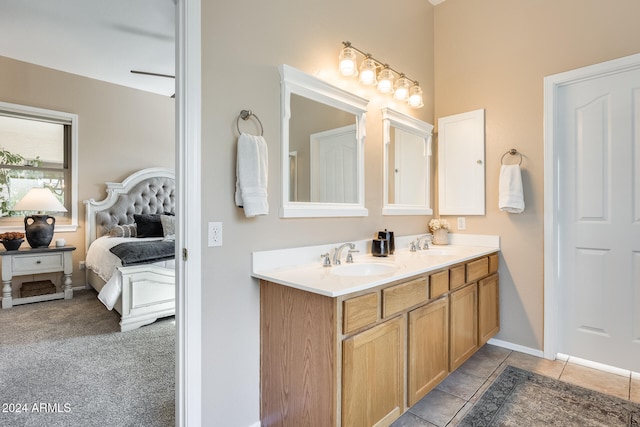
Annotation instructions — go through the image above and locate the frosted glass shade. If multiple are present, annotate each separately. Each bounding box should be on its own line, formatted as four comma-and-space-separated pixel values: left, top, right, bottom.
359, 58, 377, 86
408, 85, 424, 108
338, 47, 358, 77
377, 68, 394, 94
394, 77, 410, 101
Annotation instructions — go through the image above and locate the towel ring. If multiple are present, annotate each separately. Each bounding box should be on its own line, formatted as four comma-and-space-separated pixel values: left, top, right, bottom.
501, 148, 522, 165
236, 109, 264, 136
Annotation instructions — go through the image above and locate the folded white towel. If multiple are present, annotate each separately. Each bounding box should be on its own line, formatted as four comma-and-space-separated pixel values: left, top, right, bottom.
235, 133, 269, 217
499, 164, 525, 213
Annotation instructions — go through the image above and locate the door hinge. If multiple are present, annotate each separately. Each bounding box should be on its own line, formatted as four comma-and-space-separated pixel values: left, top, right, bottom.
182, 247, 188, 261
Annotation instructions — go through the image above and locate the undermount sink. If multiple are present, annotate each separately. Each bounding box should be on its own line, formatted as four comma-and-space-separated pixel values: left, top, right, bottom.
331, 262, 397, 277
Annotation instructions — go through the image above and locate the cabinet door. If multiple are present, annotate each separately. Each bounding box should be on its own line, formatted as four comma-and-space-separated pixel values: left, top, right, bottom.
449, 283, 478, 371
407, 297, 449, 406
478, 273, 500, 345
342, 316, 404, 427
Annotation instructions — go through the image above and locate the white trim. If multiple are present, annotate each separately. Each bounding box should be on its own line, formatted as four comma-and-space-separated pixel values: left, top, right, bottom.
279, 64, 370, 218
543, 52, 640, 362
247, 422, 261, 427
0, 101, 79, 233
175, 0, 202, 426
557, 353, 631, 378
487, 338, 545, 359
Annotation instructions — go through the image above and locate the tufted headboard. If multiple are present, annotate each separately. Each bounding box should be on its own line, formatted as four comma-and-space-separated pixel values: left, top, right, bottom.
83, 167, 175, 252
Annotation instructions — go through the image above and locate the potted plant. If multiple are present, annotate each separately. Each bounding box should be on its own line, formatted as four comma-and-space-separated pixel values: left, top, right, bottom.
428, 218, 451, 245
0, 231, 25, 251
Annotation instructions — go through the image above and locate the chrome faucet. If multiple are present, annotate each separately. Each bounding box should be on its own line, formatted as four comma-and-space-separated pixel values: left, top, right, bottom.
415, 234, 431, 250
333, 242, 356, 265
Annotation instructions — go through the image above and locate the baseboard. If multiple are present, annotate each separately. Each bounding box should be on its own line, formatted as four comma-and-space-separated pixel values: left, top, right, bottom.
557, 353, 632, 378
487, 338, 545, 358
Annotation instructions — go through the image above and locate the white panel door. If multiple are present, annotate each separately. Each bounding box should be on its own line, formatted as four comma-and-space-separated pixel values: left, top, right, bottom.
557, 66, 640, 371
310, 125, 357, 203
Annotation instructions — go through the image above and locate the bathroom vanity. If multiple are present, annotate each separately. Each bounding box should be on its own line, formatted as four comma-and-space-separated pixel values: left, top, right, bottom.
253, 236, 500, 427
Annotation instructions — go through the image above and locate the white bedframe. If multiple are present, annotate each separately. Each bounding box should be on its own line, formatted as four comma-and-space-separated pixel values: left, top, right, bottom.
84, 167, 176, 332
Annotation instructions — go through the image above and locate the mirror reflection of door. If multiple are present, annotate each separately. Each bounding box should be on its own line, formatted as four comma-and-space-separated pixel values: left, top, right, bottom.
391, 128, 427, 205
310, 124, 357, 203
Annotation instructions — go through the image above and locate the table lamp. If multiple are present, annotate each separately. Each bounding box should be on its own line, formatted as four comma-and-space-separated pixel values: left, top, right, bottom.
13, 187, 67, 248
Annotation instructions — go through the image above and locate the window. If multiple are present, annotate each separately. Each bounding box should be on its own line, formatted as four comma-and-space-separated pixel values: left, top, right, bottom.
0, 101, 78, 232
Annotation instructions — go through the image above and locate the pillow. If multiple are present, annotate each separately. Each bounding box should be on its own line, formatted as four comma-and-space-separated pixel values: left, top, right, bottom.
134, 213, 164, 238
160, 214, 175, 238
108, 224, 137, 238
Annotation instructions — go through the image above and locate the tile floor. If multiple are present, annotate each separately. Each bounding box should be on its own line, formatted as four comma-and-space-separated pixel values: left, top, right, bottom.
391, 344, 640, 427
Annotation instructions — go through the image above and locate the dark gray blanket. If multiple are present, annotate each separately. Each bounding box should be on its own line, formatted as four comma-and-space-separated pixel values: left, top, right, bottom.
109, 240, 175, 266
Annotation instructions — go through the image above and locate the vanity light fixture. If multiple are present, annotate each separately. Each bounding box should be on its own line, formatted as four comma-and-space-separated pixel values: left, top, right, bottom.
338, 41, 424, 108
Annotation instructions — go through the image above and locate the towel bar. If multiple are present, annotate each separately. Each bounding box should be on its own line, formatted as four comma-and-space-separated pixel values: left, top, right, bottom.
501, 148, 522, 165
236, 109, 264, 136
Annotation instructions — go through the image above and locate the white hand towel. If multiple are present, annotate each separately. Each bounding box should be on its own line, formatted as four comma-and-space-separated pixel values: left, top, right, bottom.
235, 133, 269, 217
499, 164, 525, 213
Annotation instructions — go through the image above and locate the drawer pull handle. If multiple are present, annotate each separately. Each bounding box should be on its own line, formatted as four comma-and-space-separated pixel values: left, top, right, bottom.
36, 260, 41, 264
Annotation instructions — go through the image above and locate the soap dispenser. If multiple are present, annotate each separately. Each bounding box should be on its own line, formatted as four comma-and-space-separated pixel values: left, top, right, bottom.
377, 229, 395, 254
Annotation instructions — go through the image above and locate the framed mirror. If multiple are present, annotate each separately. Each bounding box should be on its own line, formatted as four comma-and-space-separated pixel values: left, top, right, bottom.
382, 108, 434, 215
279, 64, 369, 218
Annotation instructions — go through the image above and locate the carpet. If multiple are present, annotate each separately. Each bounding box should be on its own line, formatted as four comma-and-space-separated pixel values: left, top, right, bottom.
0, 290, 175, 427
460, 365, 640, 427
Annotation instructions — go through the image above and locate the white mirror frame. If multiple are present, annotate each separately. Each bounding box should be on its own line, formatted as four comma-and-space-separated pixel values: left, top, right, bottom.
382, 108, 434, 215
279, 64, 370, 218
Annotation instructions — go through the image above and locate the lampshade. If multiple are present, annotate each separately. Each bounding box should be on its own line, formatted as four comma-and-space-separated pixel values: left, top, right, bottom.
13, 187, 67, 213
393, 76, 410, 101
408, 84, 424, 108
377, 68, 395, 94
359, 58, 378, 86
338, 47, 358, 77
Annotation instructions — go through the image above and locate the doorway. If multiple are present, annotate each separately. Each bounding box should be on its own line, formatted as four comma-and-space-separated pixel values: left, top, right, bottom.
544, 52, 640, 372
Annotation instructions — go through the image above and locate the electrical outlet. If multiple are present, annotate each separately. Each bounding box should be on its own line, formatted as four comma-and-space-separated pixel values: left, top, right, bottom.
79, 261, 86, 270
208, 222, 223, 247
457, 217, 466, 230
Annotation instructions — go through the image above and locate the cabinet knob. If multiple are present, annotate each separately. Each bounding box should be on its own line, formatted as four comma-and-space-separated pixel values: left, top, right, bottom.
477, 160, 483, 165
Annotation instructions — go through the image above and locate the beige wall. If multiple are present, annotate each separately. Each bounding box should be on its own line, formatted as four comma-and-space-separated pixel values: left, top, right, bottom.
0, 56, 174, 286
434, 0, 640, 351
202, 0, 434, 425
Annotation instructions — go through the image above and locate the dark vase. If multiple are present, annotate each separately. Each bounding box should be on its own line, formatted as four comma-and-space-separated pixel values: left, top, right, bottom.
24, 215, 55, 248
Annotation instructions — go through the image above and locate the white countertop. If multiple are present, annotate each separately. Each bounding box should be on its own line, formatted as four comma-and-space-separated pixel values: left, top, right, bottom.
252, 234, 500, 297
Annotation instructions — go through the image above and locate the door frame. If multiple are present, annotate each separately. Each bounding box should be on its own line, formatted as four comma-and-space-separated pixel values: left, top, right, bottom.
543, 52, 640, 360
176, 0, 202, 425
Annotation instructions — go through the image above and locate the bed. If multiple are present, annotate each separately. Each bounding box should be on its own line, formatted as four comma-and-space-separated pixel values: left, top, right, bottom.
83, 167, 176, 332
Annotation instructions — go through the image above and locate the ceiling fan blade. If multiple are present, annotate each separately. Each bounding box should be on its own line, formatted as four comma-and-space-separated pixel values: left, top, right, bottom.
130, 70, 175, 79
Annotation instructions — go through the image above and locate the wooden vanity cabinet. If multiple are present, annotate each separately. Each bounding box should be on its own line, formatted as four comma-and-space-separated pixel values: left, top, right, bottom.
478, 273, 499, 345
449, 282, 478, 371
342, 316, 404, 427
260, 252, 500, 427
407, 297, 449, 406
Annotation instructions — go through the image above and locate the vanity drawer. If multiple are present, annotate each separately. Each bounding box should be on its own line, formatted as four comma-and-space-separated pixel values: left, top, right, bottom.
12, 253, 64, 274
343, 292, 379, 334
467, 257, 489, 282
430, 270, 449, 299
449, 265, 466, 290
383, 278, 428, 318
489, 253, 499, 274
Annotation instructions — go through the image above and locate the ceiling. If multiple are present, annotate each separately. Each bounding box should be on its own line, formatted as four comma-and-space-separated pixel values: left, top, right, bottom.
0, 0, 175, 97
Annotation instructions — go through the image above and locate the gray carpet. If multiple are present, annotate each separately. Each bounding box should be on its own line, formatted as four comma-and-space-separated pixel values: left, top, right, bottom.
460, 365, 640, 426
0, 290, 175, 427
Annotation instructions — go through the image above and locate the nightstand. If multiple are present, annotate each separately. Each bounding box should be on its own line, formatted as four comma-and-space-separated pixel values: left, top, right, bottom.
1, 245, 76, 309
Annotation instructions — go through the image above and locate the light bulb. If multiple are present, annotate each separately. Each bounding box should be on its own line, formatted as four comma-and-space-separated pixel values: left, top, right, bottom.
408, 84, 424, 108
338, 47, 358, 77
394, 76, 410, 101
359, 58, 377, 86
377, 68, 394, 94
